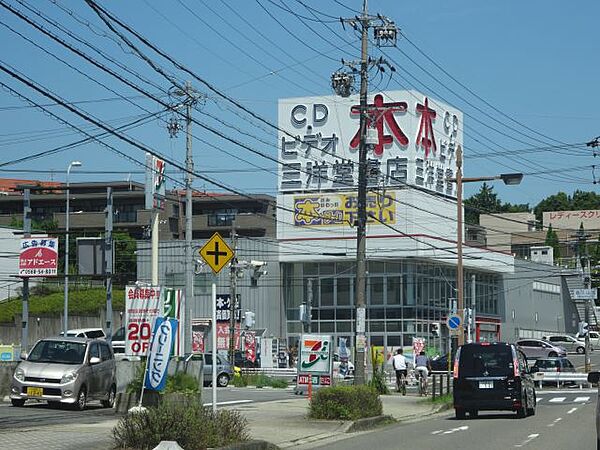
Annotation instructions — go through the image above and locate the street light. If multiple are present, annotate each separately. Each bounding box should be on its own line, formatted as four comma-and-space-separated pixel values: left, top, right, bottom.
451, 145, 522, 346
63, 160, 82, 336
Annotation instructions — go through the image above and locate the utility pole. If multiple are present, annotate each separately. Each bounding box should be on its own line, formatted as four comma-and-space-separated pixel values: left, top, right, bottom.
21, 188, 31, 351
572, 225, 592, 372
170, 81, 201, 354
468, 274, 476, 343
105, 187, 113, 341
306, 278, 313, 333
333, 0, 397, 385
229, 222, 238, 366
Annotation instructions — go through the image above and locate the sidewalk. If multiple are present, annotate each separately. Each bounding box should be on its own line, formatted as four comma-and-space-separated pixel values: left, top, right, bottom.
226, 392, 448, 448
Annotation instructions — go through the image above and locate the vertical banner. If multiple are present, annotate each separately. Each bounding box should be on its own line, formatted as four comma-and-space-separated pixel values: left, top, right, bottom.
216, 322, 241, 351
144, 317, 178, 391
163, 288, 183, 357
412, 337, 425, 364
125, 285, 162, 356
244, 331, 257, 363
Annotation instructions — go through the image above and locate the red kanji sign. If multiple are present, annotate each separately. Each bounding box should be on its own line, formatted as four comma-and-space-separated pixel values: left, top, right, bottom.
416, 97, 437, 158
19, 238, 58, 277
350, 94, 409, 156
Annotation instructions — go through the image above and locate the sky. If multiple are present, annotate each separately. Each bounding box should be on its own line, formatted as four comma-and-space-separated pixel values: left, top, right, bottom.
1, 0, 599, 208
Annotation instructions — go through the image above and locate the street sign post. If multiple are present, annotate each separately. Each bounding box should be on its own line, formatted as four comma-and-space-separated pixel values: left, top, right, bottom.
199, 232, 234, 274
446, 313, 462, 335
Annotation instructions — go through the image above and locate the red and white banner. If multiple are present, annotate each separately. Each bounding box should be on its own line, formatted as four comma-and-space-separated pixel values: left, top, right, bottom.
125, 285, 162, 356
244, 331, 256, 363
19, 237, 58, 277
216, 322, 241, 351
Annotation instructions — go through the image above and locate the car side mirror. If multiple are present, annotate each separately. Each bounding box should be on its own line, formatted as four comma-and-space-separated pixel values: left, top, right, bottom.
89, 356, 101, 365
588, 371, 600, 384
20, 351, 28, 361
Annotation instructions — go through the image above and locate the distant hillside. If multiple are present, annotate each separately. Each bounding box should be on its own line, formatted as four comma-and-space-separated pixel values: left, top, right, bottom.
0, 288, 125, 323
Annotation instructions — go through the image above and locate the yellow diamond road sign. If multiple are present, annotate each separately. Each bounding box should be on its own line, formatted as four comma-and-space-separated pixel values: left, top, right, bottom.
199, 232, 234, 274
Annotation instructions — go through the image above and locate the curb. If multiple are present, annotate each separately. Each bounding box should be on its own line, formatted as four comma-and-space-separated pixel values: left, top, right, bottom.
216, 439, 280, 450
346, 414, 396, 433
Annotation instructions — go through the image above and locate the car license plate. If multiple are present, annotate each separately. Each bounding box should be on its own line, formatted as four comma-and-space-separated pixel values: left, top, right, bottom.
479, 381, 493, 389
27, 387, 43, 397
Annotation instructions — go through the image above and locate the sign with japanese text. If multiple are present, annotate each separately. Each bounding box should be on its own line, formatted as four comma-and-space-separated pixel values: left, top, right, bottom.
191, 318, 210, 354
293, 191, 395, 227
162, 288, 183, 357
216, 322, 241, 351
144, 317, 178, 392
215, 293, 241, 322
299, 334, 332, 375
19, 237, 58, 277
125, 285, 162, 356
278, 90, 462, 197
244, 331, 257, 363
543, 210, 600, 230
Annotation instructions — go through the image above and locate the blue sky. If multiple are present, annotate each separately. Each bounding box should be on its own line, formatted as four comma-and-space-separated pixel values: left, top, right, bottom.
1, 0, 599, 207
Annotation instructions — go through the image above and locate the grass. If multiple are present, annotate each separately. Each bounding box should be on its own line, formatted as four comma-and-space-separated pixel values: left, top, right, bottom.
0, 288, 126, 323
235, 373, 289, 388
426, 393, 453, 406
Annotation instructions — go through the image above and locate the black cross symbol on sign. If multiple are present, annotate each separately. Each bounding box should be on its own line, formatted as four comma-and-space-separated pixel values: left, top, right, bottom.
207, 241, 229, 266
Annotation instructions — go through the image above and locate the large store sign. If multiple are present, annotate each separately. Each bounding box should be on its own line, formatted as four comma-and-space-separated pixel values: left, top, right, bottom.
19, 237, 58, 277
125, 285, 162, 356
278, 90, 462, 197
293, 191, 395, 227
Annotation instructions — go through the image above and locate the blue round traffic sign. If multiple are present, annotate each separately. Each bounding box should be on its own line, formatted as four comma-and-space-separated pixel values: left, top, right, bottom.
446, 314, 462, 330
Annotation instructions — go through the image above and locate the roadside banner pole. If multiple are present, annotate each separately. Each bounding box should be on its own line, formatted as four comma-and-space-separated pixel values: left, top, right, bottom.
212, 282, 217, 413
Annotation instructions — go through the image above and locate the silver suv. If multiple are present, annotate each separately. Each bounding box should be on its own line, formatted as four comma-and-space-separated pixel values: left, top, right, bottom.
10, 337, 117, 410
516, 338, 567, 359
543, 334, 587, 354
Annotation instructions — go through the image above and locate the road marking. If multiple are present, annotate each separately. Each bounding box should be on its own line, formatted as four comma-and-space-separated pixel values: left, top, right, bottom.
441, 426, 469, 435
539, 389, 596, 394
547, 417, 562, 427
549, 397, 566, 403
515, 434, 540, 448
567, 407, 578, 414
574, 396, 590, 403
202, 400, 253, 407
431, 430, 443, 435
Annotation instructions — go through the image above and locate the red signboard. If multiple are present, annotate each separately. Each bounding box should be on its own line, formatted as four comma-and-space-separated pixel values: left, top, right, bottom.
19, 238, 58, 277
244, 331, 256, 363
216, 322, 241, 351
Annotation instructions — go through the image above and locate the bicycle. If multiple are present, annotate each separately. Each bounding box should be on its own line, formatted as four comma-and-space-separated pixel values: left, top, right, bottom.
415, 368, 428, 396
395, 370, 408, 395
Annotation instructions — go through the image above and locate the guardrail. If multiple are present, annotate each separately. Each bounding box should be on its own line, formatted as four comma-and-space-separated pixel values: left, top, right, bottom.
532, 371, 591, 389
240, 367, 297, 380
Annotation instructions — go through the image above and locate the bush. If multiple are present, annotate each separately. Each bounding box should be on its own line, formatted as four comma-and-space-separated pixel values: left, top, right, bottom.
165, 371, 200, 394
240, 373, 288, 389
369, 368, 390, 395
309, 385, 382, 420
269, 378, 289, 389
232, 373, 248, 387
113, 401, 249, 450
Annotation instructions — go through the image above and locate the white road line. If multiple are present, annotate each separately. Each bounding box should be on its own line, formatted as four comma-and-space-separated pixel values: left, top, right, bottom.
547, 417, 562, 427
202, 400, 253, 407
541, 389, 596, 394
441, 426, 469, 435
567, 407, 578, 414
515, 434, 540, 448
549, 397, 566, 403
574, 396, 590, 403
431, 430, 443, 435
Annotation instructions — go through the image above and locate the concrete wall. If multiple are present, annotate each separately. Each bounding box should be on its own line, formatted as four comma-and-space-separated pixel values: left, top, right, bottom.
480, 212, 536, 253
0, 310, 125, 350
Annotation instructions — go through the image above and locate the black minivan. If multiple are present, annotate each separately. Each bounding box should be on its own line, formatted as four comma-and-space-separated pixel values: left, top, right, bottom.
453, 342, 536, 419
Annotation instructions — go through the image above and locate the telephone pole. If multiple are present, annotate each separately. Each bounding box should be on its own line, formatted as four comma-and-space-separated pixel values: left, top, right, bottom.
229, 222, 238, 365
333, 1, 397, 385
169, 81, 201, 354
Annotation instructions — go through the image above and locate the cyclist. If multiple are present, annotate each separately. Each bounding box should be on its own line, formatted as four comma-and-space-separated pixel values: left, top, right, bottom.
414, 351, 431, 396
392, 348, 408, 394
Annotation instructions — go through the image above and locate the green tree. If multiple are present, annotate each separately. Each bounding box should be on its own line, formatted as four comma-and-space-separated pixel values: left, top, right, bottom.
114, 232, 137, 285
464, 183, 503, 224
544, 224, 560, 260
572, 190, 600, 211
533, 192, 571, 223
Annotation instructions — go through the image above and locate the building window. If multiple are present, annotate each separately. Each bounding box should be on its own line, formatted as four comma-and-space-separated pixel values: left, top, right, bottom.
208, 209, 236, 227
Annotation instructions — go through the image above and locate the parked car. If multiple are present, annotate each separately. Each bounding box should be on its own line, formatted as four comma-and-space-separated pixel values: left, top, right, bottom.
515, 338, 567, 359
10, 337, 117, 410
587, 371, 600, 450
61, 328, 106, 339
531, 357, 576, 374
186, 353, 234, 387
576, 330, 600, 349
542, 334, 587, 354
111, 326, 125, 354
453, 342, 536, 419
430, 351, 456, 372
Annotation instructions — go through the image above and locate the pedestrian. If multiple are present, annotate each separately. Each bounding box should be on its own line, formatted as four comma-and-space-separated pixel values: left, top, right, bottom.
392, 348, 408, 393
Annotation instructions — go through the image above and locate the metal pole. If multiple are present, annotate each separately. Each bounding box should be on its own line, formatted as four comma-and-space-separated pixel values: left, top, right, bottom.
229, 222, 238, 366
21, 188, 31, 352
354, 0, 369, 386
212, 282, 217, 412
585, 259, 592, 372
184, 81, 194, 355
63, 169, 71, 335
105, 187, 113, 341
151, 211, 159, 285
456, 145, 464, 347
307, 278, 313, 334
469, 274, 476, 343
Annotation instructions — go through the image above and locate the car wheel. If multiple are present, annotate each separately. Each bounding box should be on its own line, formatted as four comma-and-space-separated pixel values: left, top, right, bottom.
217, 373, 230, 387
548, 351, 558, 357
455, 408, 466, 420
527, 392, 536, 416
74, 387, 87, 411
516, 397, 527, 419
576, 346, 585, 354
468, 409, 478, 419
101, 384, 116, 408
11, 398, 25, 407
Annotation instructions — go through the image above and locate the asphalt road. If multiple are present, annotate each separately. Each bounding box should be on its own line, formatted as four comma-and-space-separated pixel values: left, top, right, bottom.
0, 386, 295, 430
311, 389, 598, 450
